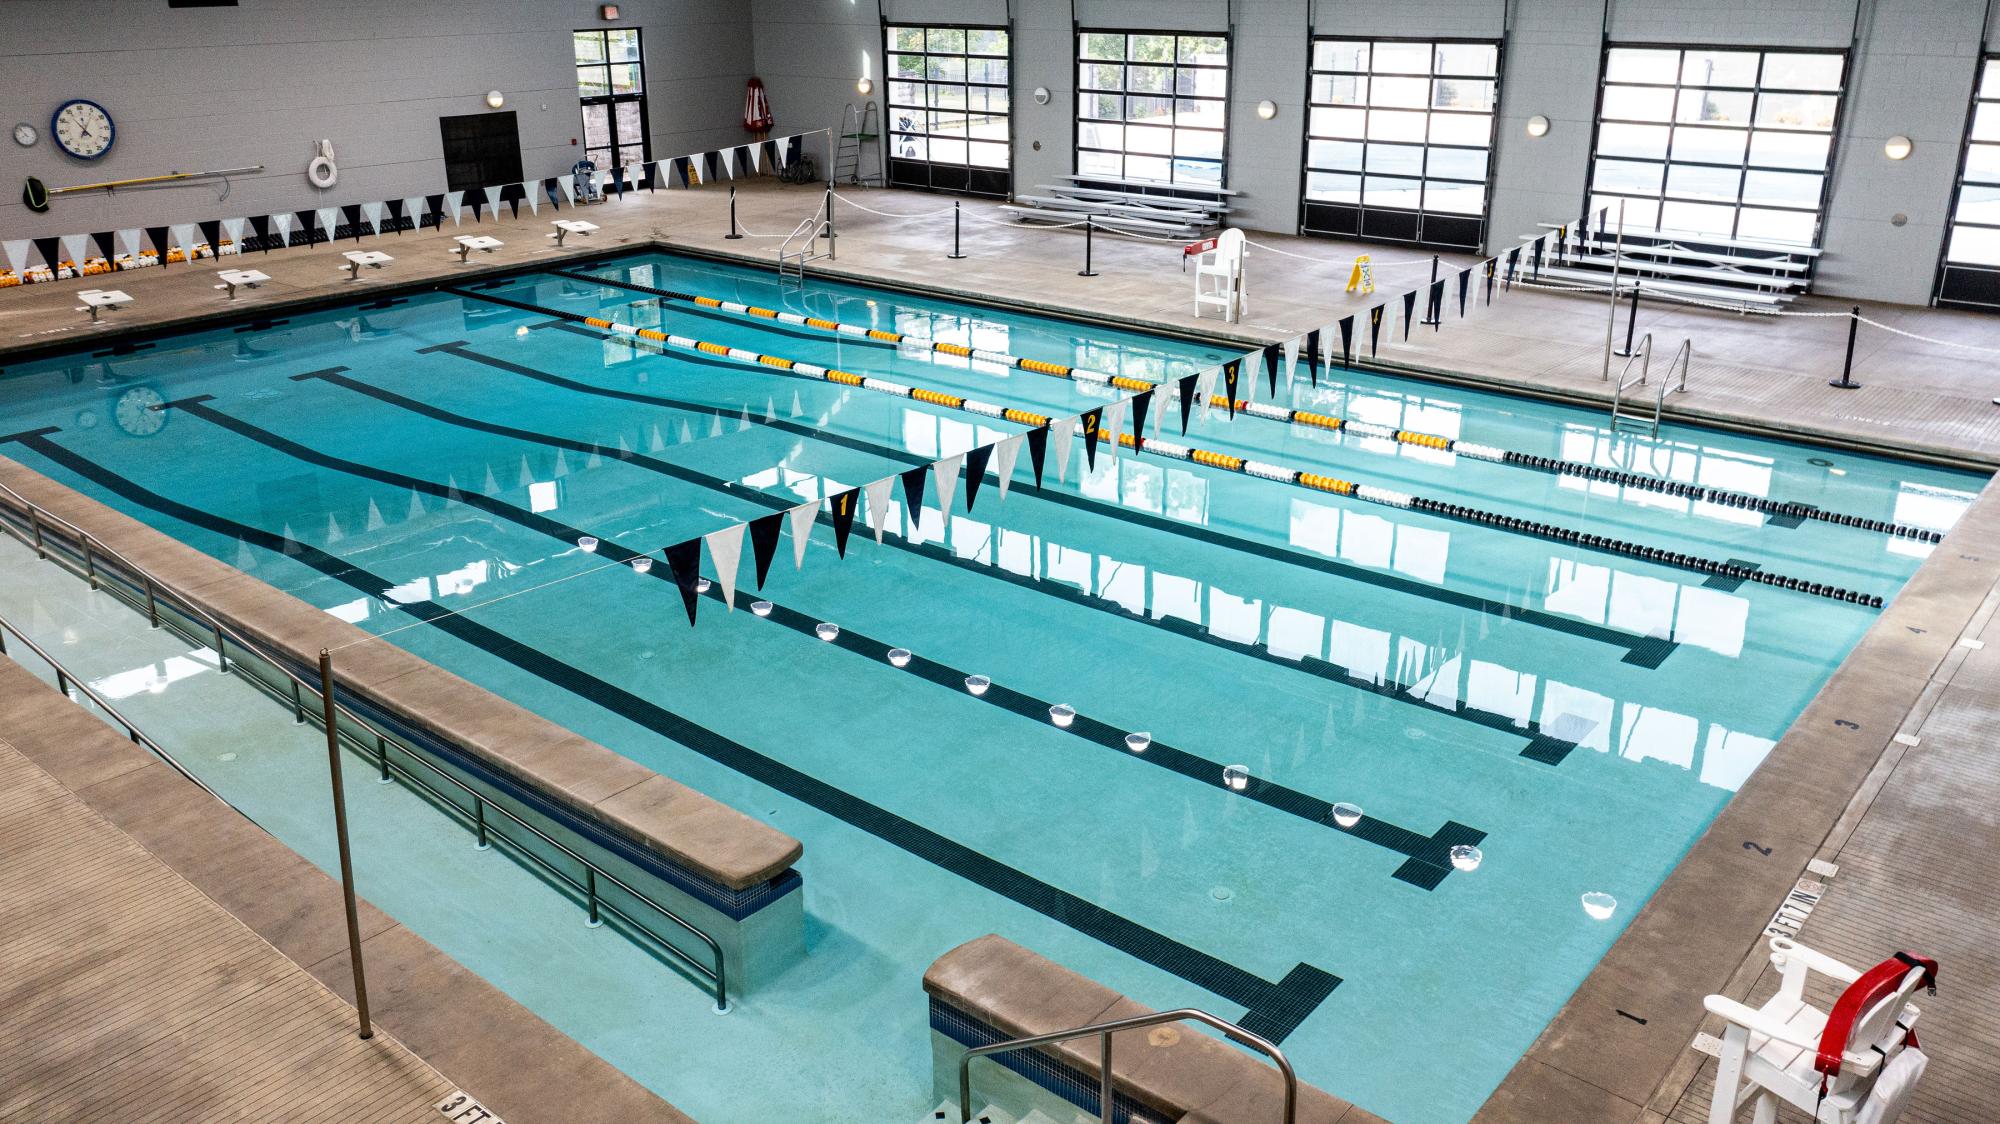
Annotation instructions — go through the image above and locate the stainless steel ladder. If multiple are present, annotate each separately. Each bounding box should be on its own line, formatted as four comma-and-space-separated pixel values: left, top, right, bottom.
776, 198, 827, 284
833, 101, 880, 187
1610, 336, 1690, 437
956, 1007, 1297, 1124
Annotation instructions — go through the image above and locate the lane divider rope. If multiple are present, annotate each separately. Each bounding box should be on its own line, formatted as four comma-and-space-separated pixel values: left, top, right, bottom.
550, 269, 1942, 545
450, 286, 1884, 607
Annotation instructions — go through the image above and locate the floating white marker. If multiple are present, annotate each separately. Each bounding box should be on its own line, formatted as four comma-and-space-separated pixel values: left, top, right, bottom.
1581, 892, 1617, 920
1331, 802, 1363, 829
751, 600, 773, 617
887, 647, 912, 668
1124, 731, 1152, 754
629, 556, 653, 574
577, 535, 599, 553
1049, 704, 1076, 728
815, 622, 840, 641
964, 674, 991, 696
695, 577, 711, 593
1450, 845, 1484, 872
1222, 764, 1250, 791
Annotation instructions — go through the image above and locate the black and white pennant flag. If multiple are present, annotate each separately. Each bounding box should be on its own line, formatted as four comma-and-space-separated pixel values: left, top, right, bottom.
1457, 268, 1471, 317
1177, 373, 1200, 434
993, 434, 1025, 500
1281, 336, 1299, 390
1026, 426, 1049, 488
749, 511, 784, 588
1079, 409, 1104, 471
786, 501, 817, 569
706, 523, 744, 610
963, 443, 994, 511
933, 452, 964, 516
665, 539, 702, 626
1401, 290, 1418, 341
863, 477, 896, 543
1049, 415, 1074, 483
1369, 305, 1384, 356
900, 463, 931, 533
1338, 316, 1355, 367
828, 487, 860, 557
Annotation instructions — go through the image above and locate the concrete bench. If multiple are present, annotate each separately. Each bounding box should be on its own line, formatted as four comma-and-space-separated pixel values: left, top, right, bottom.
925, 934, 1379, 1123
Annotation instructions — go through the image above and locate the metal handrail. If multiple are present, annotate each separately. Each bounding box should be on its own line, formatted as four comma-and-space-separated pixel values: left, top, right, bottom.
957, 1007, 1297, 1124
0, 608, 228, 805
1609, 333, 1652, 430
0, 478, 731, 1011
1656, 338, 1692, 419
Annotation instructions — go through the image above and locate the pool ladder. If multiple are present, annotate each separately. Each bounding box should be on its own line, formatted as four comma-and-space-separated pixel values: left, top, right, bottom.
1610, 334, 1691, 438
777, 191, 831, 285
957, 1007, 1297, 1124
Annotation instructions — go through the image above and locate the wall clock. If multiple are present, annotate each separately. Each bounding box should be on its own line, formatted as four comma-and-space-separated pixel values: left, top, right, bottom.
12, 123, 35, 147
51, 99, 114, 160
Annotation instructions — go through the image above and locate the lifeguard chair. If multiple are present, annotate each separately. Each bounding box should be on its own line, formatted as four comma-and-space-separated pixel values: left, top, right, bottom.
1705, 937, 1936, 1124
1190, 228, 1246, 323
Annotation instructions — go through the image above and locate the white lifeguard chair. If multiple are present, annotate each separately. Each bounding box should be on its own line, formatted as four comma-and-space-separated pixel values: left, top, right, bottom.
1705, 938, 1936, 1124
1192, 228, 1246, 323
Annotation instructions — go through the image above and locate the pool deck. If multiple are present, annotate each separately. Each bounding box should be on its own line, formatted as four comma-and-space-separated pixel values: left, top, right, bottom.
5, 178, 2000, 1121
0, 652, 692, 1124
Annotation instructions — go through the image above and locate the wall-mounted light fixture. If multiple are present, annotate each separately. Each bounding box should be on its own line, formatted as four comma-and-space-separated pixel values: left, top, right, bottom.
857, 77, 874, 95
1526, 114, 1550, 138
1256, 99, 1278, 120
1884, 135, 1913, 160
486, 90, 506, 109
1033, 86, 1051, 105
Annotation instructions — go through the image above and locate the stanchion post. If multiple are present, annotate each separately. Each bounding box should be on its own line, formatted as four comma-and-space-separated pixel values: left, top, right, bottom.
1829, 306, 1863, 389
1420, 255, 1442, 325
948, 201, 966, 260
825, 187, 837, 260
1078, 218, 1098, 278
317, 650, 373, 1040
725, 186, 743, 239
1614, 287, 1641, 357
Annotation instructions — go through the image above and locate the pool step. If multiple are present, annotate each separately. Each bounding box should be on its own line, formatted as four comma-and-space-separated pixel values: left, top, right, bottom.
921, 1103, 1066, 1124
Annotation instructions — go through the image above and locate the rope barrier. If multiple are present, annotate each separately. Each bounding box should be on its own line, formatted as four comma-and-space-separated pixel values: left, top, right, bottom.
827, 191, 961, 221
1854, 315, 2000, 355
1242, 238, 1435, 267
557, 268, 1943, 544
452, 285, 1890, 604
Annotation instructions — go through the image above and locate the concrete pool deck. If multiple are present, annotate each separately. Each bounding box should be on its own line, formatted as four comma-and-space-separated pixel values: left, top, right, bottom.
4, 176, 1999, 1121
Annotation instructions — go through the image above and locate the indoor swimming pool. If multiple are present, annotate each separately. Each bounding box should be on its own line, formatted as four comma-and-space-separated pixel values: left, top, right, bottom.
0, 250, 1982, 1123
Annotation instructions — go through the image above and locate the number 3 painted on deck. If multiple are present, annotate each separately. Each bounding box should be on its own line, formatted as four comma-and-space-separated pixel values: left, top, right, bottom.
1834, 719, 1860, 730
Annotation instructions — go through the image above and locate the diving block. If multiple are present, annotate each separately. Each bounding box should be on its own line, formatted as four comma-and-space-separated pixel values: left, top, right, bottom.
340, 250, 393, 280
76, 288, 133, 322
214, 267, 270, 299
451, 235, 504, 263
549, 219, 598, 247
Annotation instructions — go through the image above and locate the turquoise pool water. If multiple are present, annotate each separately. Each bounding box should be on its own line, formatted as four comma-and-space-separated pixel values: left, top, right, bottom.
0, 251, 1982, 1122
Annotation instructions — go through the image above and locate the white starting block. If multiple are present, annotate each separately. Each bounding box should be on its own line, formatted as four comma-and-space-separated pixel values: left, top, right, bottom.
340, 250, 394, 280
76, 289, 133, 322
548, 219, 598, 247
214, 268, 270, 299
451, 235, 504, 263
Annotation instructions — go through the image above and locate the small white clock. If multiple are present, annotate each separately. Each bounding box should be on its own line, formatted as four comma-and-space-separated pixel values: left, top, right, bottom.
51, 99, 114, 160
11, 123, 34, 147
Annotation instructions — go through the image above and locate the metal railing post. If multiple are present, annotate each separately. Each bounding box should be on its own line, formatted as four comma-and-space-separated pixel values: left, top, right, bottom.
725, 186, 743, 240
82, 534, 98, 590
474, 796, 489, 850
1078, 218, 1098, 278
29, 508, 44, 559
1099, 1030, 1115, 1124
948, 201, 965, 260
825, 187, 837, 260
213, 623, 229, 674
586, 868, 602, 927
143, 575, 159, 629
318, 649, 373, 1040
1830, 305, 1862, 389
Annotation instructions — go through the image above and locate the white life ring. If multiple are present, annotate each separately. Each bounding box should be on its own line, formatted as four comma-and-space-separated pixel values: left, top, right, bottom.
307, 155, 338, 188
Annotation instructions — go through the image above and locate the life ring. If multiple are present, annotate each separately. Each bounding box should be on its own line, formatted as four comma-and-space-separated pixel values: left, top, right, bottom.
307, 156, 338, 189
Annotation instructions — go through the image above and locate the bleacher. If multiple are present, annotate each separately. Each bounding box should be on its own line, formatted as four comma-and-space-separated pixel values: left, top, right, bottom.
1001, 175, 1234, 239
1524, 222, 1817, 310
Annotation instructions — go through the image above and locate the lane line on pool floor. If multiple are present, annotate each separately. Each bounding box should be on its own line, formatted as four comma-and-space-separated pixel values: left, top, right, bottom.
166, 375, 1491, 886
0, 427, 1343, 1044
350, 353, 1607, 760
550, 266, 1944, 545
449, 286, 1883, 609
424, 326, 1681, 667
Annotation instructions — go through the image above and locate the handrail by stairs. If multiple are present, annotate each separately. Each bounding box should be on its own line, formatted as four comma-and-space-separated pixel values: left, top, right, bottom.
777, 196, 827, 281
0, 478, 732, 1011
957, 1007, 1297, 1124
1609, 333, 1652, 433
1656, 338, 1692, 423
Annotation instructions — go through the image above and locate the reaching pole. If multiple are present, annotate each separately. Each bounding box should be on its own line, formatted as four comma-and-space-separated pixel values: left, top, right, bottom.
1601, 199, 1626, 381
318, 649, 373, 1039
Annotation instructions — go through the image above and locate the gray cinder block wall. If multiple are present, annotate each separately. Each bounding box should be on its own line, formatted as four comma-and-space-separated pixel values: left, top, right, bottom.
2, 0, 1996, 305
0, 0, 752, 241
749, 0, 2000, 306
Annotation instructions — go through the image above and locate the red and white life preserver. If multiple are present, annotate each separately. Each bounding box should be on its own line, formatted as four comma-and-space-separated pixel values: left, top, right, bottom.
1814, 951, 1938, 1079
743, 78, 774, 133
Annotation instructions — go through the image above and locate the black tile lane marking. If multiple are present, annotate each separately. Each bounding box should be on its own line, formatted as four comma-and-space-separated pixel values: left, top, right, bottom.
298, 364, 1587, 768
416, 333, 1675, 670
3, 428, 1341, 1043
177, 372, 1491, 888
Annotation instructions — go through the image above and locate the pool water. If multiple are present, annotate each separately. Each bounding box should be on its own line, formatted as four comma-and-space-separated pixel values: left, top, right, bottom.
0, 251, 1981, 1123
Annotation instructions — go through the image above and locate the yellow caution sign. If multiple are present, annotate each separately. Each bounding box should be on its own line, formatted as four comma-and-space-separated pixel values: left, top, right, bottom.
1345, 254, 1375, 295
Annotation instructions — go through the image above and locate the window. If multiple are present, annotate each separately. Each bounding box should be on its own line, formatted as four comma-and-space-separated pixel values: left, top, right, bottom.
574, 28, 648, 176
1586, 47, 1844, 246
886, 25, 1012, 196
1076, 31, 1230, 187
1937, 58, 2000, 308
1302, 38, 1499, 249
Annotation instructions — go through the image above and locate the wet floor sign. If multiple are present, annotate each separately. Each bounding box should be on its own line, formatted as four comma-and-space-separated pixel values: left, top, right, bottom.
1346, 254, 1375, 295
